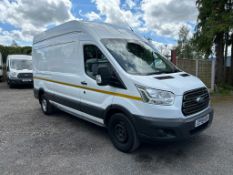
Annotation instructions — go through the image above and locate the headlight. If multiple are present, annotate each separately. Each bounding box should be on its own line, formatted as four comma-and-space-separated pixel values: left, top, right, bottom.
136, 85, 175, 106
9, 72, 18, 78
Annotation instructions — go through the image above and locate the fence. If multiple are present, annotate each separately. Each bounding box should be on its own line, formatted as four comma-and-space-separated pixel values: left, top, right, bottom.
1, 60, 216, 91
176, 59, 215, 91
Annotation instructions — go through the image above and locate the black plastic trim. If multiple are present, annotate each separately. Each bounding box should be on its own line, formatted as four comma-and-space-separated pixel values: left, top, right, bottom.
133, 107, 214, 141
8, 78, 33, 85
44, 91, 105, 119
34, 88, 39, 99
155, 76, 174, 80
180, 73, 190, 77
104, 104, 133, 121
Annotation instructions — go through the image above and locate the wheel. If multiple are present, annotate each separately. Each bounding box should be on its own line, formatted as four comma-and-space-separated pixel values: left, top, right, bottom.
8, 81, 14, 88
40, 94, 54, 115
107, 113, 140, 153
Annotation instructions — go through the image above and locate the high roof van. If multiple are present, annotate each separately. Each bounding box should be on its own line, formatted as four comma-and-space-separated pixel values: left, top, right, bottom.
32, 21, 213, 152
6, 55, 33, 88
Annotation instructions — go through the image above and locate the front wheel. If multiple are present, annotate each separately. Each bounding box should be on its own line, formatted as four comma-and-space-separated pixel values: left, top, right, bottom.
40, 94, 54, 115
7, 80, 14, 88
107, 113, 140, 153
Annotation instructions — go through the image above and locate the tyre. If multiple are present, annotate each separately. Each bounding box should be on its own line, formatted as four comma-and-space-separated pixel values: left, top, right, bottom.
40, 94, 54, 115
8, 81, 14, 88
107, 113, 140, 153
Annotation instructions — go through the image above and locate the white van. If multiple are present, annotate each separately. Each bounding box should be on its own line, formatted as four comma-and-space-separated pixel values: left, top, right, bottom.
6, 55, 33, 88
0, 53, 3, 81
32, 21, 213, 152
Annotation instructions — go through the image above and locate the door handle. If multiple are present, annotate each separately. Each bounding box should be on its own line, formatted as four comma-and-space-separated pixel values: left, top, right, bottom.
81, 81, 87, 85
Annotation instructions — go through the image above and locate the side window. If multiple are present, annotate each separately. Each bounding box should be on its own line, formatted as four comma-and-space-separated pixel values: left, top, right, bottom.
84, 45, 109, 79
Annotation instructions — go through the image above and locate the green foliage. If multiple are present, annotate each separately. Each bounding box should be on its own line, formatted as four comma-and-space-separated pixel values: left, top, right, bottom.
193, 0, 233, 85
213, 84, 233, 95
194, 0, 233, 55
0, 45, 32, 63
176, 25, 204, 59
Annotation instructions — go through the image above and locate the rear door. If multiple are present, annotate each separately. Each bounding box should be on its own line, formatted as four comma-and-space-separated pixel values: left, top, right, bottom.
79, 41, 116, 120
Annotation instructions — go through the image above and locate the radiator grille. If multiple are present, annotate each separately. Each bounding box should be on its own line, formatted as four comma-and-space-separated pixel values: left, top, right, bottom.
17, 73, 33, 79
182, 88, 209, 116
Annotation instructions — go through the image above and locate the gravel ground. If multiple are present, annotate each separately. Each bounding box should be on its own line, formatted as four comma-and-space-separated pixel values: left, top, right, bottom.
0, 82, 233, 175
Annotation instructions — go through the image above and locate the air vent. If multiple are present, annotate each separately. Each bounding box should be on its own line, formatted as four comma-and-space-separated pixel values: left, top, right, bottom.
155, 76, 174, 80
180, 73, 190, 77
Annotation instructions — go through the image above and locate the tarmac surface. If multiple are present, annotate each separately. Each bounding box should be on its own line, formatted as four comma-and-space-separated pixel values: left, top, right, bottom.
0, 83, 233, 175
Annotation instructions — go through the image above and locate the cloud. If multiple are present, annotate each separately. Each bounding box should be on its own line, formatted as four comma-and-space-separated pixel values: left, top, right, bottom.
92, 0, 142, 28
0, 0, 74, 45
0, 27, 32, 45
0, 0, 198, 47
141, 0, 198, 38
125, 0, 136, 9
85, 11, 101, 21
150, 40, 174, 55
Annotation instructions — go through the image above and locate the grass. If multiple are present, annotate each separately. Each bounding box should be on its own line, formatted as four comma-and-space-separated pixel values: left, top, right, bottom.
210, 84, 233, 104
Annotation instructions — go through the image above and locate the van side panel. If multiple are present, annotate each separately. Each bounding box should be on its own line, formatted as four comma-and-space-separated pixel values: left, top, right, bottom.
33, 39, 82, 107
33, 42, 79, 74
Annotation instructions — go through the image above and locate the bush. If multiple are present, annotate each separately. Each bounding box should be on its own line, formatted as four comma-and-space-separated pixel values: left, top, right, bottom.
0, 45, 32, 63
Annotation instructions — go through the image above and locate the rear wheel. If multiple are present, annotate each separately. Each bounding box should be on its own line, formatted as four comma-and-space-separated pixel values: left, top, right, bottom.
107, 113, 140, 153
40, 94, 54, 115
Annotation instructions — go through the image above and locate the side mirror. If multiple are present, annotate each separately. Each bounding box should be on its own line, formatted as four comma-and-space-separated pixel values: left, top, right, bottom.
96, 66, 111, 86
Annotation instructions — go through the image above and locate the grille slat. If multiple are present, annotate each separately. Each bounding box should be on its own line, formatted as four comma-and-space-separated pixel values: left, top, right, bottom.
183, 93, 209, 104
17, 73, 33, 79
183, 102, 209, 114
182, 88, 209, 116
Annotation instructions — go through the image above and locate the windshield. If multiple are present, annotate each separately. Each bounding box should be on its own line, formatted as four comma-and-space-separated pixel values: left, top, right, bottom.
10, 59, 32, 70
101, 39, 179, 75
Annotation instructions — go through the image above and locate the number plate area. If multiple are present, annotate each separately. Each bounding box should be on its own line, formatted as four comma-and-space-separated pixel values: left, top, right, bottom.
195, 114, 210, 128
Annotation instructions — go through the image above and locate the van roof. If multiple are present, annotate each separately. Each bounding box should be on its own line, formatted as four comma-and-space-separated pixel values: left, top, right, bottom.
7, 55, 32, 60
33, 20, 140, 44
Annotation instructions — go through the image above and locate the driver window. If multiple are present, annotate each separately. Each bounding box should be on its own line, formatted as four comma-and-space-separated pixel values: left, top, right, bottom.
83, 44, 109, 79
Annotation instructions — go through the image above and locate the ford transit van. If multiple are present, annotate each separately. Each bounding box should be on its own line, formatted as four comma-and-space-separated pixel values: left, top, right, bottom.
6, 55, 33, 88
32, 21, 213, 152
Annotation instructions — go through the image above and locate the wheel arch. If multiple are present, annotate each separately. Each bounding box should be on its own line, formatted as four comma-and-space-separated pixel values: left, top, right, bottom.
104, 105, 135, 126
38, 88, 45, 103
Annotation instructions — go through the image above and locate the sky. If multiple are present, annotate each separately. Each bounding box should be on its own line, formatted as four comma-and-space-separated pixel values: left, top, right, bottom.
0, 0, 198, 49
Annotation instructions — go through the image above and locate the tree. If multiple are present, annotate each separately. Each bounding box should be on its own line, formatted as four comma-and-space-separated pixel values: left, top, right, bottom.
11, 40, 18, 47
230, 32, 233, 84
194, 0, 233, 85
176, 26, 203, 59
176, 26, 190, 58
0, 45, 32, 63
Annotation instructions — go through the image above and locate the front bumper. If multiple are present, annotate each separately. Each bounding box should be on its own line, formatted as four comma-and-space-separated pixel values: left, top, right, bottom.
9, 78, 33, 85
133, 107, 214, 141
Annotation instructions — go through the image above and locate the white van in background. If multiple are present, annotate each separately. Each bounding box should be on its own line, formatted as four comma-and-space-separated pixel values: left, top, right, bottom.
0, 53, 3, 81
33, 21, 213, 152
6, 55, 33, 88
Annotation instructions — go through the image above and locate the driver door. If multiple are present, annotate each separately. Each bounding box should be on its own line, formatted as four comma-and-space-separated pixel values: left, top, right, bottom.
79, 41, 115, 119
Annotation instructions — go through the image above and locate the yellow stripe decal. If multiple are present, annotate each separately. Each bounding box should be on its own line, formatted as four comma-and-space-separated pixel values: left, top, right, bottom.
33, 76, 142, 101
